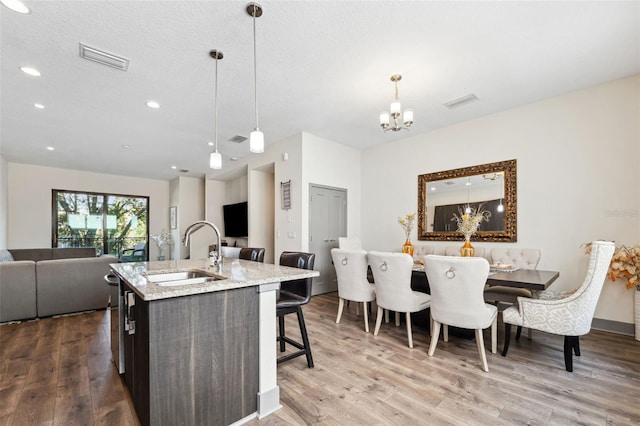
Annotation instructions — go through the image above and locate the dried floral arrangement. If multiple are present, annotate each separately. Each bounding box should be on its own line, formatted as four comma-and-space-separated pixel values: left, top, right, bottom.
584, 242, 640, 290
451, 204, 491, 241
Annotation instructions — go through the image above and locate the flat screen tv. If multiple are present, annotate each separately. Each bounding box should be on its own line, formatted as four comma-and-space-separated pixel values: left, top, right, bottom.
222, 201, 248, 238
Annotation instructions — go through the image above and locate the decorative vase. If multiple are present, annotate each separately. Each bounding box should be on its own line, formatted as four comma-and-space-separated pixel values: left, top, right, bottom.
635, 288, 640, 342
460, 239, 475, 257
402, 238, 414, 257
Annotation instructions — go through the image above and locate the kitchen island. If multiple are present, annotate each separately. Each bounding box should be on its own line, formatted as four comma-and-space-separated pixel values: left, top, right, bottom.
110, 258, 318, 426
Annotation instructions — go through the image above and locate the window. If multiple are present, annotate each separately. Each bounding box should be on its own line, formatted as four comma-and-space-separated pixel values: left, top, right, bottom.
52, 190, 149, 261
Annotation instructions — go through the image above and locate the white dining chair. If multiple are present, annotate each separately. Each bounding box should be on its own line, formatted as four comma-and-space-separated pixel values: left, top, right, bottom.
424, 255, 497, 372
338, 237, 362, 250
501, 241, 615, 372
331, 248, 376, 332
368, 251, 431, 348
484, 248, 541, 340
412, 244, 435, 261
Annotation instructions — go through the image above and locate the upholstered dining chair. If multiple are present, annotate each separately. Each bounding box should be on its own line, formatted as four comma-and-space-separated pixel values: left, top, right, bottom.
239, 247, 265, 262
338, 237, 362, 250
444, 246, 485, 258
412, 244, 435, 261
277, 251, 316, 368
331, 248, 375, 332
368, 251, 430, 348
484, 248, 541, 340
424, 255, 498, 372
501, 241, 615, 372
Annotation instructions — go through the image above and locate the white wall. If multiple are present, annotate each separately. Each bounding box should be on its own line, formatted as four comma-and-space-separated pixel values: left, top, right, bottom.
301, 132, 362, 248
248, 167, 275, 264
7, 163, 169, 259
362, 74, 640, 324
0, 155, 8, 248
173, 177, 205, 260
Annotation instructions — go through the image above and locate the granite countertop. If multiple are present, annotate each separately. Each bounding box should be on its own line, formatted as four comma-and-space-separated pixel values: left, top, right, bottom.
110, 258, 319, 301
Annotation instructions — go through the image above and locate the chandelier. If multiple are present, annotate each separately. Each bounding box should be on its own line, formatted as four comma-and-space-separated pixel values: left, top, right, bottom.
379, 74, 413, 132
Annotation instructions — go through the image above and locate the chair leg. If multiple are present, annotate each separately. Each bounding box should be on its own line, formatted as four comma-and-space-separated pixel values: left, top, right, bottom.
428, 320, 441, 356
491, 317, 497, 354
278, 315, 286, 352
395, 311, 400, 327
384, 309, 389, 323
564, 335, 578, 372
374, 306, 383, 336
475, 329, 489, 372
501, 323, 512, 356
405, 312, 413, 348
443, 324, 449, 342
516, 325, 522, 341
355, 303, 359, 316
336, 298, 345, 324
296, 307, 314, 368
363, 302, 370, 333
574, 336, 580, 356
527, 328, 532, 340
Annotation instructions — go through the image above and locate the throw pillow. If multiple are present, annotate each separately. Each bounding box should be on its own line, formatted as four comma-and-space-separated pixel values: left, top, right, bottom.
0, 249, 14, 262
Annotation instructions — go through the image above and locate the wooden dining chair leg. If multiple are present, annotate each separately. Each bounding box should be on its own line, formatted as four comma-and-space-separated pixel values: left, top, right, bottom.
564, 335, 578, 372
443, 324, 449, 342
574, 336, 580, 356
296, 307, 314, 368
374, 306, 384, 336
501, 324, 512, 356
395, 311, 400, 327
355, 303, 359, 316
476, 329, 489, 372
384, 309, 389, 323
336, 298, 345, 324
363, 302, 370, 333
405, 312, 413, 348
491, 318, 497, 354
516, 325, 523, 341
428, 320, 441, 356
527, 328, 532, 340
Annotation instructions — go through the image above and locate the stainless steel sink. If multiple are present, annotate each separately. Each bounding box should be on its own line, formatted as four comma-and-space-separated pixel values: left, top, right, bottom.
143, 269, 224, 286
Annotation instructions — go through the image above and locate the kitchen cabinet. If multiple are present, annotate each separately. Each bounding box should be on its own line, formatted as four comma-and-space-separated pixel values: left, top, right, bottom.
121, 281, 259, 426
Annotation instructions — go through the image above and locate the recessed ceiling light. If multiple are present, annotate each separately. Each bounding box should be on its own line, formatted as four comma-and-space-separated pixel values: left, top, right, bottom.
46, 146, 55, 151
34, 103, 45, 109
121, 144, 131, 149
171, 166, 177, 170
1, 0, 30, 14
20, 66, 41, 76
208, 141, 214, 146
230, 157, 239, 161
146, 100, 160, 109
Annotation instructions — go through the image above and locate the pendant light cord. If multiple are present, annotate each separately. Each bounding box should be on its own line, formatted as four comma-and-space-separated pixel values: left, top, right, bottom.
252, 8, 259, 130
214, 56, 219, 152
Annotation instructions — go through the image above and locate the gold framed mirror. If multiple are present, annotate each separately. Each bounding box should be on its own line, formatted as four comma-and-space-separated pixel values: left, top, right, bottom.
417, 159, 517, 242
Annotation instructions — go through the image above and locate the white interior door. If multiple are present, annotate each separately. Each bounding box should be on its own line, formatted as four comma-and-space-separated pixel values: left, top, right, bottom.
309, 185, 347, 295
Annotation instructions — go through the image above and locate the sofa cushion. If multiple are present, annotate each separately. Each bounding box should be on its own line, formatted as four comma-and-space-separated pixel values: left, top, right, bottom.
0, 260, 37, 322
9, 248, 53, 262
0, 249, 14, 262
52, 247, 96, 259
36, 255, 117, 317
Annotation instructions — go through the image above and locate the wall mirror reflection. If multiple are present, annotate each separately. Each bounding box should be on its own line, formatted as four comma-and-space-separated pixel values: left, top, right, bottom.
417, 159, 517, 242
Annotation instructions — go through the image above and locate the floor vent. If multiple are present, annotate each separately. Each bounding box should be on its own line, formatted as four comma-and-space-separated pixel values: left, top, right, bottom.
228, 135, 248, 143
79, 43, 130, 71
443, 93, 478, 109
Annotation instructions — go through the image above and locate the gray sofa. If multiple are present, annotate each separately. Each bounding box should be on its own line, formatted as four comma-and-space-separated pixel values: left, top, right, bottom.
0, 248, 119, 322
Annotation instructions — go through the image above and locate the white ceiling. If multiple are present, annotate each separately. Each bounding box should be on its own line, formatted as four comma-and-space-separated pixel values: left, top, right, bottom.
1, 1, 639, 181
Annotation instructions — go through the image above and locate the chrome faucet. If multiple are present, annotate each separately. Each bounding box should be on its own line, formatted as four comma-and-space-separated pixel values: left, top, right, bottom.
183, 220, 223, 272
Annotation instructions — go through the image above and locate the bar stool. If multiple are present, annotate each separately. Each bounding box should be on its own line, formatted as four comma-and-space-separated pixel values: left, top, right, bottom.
277, 251, 315, 368
239, 247, 265, 262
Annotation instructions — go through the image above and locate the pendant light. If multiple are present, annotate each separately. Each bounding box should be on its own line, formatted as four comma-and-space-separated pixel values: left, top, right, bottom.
247, 3, 264, 153
209, 50, 223, 170
497, 173, 504, 212
464, 177, 472, 214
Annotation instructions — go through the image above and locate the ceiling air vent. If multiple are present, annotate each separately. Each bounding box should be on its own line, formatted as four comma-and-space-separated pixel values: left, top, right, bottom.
79, 43, 130, 71
443, 93, 478, 109
228, 135, 248, 143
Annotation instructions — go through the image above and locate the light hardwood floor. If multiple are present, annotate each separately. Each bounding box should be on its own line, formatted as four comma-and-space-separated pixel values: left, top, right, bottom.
1, 293, 638, 425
